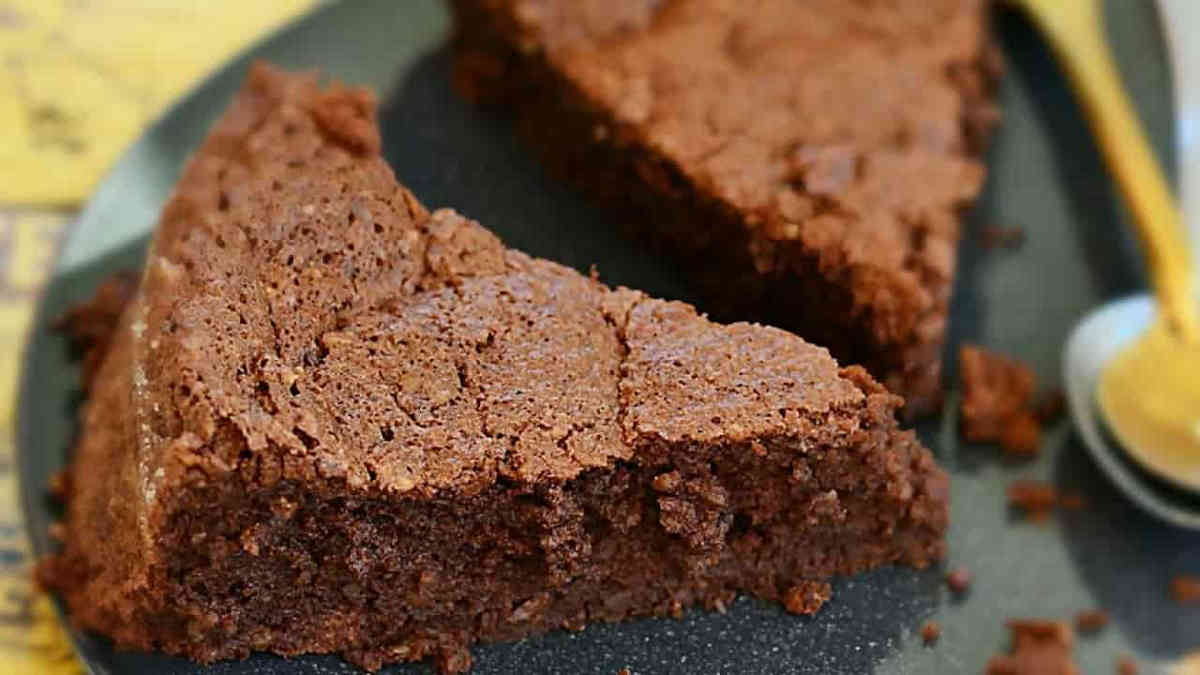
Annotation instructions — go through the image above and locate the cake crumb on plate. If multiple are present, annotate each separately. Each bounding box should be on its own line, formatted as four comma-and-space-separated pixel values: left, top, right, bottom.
1172, 576, 1200, 605
985, 619, 1078, 675
947, 566, 972, 594
1074, 609, 1108, 634
959, 345, 1044, 457
921, 621, 941, 645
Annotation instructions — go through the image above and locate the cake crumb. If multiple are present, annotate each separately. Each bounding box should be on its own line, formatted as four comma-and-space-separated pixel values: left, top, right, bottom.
1074, 609, 1108, 634
55, 271, 138, 389
1116, 654, 1138, 675
1034, 389, 1066, 423
1059, 493, 1087, 510
1000, 411, 1042, 457
1172, 575, 1200, 605
1004, 480, 1085, 516
47, 470, 71, 500
783, 581, 832, 615
958, 345, 1042, 457
980, 224, 1026, 249
946, 566, 971, 594
985, 619, 1079, 675
1007, 480, 1058, 520
921, 620, 941, 645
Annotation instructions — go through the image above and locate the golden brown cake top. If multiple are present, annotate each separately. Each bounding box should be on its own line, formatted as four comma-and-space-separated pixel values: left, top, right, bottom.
110, 64, 893, 502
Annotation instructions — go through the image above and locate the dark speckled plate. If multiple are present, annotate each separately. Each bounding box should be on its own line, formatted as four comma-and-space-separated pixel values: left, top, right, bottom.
19, 0, 1200, 673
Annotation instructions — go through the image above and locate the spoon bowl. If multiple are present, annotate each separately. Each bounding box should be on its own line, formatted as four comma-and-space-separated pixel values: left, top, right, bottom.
1064, 294, 1200, 528
1017, 0, 1200, 522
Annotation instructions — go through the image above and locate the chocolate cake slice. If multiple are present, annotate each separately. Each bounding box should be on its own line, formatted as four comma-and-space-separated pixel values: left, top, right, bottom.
452, 0, 1000, 415
42, 64, 948, 673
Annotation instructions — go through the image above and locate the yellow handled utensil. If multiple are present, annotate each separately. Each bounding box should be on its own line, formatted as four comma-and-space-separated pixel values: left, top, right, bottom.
1023, 0, 1200, 491
1012, 0, 1198, 341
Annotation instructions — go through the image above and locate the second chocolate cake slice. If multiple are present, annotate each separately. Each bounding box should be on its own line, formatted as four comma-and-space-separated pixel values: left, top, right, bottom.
43, 65, 948, 673
452, 0, 1000, 415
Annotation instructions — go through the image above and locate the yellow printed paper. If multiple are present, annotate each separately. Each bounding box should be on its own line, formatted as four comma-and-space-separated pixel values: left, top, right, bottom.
0, 209, 76, 673
0, 0, 316, 205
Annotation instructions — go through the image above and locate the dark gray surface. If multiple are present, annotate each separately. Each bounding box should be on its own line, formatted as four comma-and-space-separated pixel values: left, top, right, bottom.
18, 0, 1200, 673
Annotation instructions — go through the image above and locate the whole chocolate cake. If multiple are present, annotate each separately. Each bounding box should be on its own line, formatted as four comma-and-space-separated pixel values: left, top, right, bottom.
42, 64, 949, 673
452, 0, 1000, 415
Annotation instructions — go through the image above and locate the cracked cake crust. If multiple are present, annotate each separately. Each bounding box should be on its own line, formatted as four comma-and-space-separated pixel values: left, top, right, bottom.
42, 64, 949, 673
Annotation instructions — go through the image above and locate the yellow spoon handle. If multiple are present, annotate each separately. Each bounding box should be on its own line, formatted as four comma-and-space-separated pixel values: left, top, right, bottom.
1018, 0, 1199, 341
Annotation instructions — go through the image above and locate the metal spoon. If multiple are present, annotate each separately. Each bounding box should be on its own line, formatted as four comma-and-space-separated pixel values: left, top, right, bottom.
1032, 0, 1200, 526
